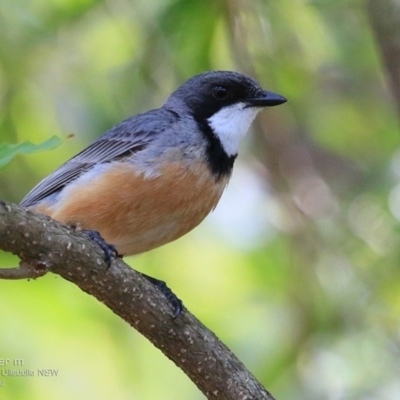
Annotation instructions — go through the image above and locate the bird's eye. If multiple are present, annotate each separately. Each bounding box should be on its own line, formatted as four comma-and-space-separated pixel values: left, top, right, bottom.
212, 86, 228, 100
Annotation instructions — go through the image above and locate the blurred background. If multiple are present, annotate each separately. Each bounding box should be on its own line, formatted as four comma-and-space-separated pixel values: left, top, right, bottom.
1, 0, 400, 399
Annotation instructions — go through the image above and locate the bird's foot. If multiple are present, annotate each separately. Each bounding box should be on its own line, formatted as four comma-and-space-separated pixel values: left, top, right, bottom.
141, 273, 183, 317
81, 229, 119, 267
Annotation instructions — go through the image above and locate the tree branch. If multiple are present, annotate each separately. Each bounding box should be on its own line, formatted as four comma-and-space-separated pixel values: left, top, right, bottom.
0, 200, 276, 400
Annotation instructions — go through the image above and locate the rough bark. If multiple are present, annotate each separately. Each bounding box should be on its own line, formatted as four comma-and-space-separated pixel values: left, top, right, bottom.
0, 200, 276, 400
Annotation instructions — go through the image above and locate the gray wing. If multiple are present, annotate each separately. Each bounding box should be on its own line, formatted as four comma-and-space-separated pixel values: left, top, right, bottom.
21, 108, 176, 207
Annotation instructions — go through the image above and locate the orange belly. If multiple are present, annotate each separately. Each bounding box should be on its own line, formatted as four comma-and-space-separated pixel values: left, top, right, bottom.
31, 161, 229, 255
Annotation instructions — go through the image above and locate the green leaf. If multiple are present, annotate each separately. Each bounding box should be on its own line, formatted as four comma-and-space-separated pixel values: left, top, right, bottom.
0, 136, 62, 170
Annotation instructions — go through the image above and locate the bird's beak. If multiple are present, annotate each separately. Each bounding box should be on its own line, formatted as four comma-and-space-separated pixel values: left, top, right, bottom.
246, 90, 287, 108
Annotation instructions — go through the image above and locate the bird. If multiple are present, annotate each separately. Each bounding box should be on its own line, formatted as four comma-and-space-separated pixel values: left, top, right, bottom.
21, 71, 286, 315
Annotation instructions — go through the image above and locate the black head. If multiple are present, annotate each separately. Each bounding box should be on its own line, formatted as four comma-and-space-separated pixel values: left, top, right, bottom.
165, 71, 286, 119
164, 71, 287, 179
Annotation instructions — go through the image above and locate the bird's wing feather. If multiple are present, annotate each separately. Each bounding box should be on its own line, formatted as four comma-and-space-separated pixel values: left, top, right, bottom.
21, 109, 175, 207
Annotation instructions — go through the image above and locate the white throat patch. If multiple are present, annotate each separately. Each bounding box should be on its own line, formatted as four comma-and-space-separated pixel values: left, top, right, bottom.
207, 102, 261, 156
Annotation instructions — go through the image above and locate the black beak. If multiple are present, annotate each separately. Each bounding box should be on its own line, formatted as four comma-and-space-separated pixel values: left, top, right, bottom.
246, 90, 287, 107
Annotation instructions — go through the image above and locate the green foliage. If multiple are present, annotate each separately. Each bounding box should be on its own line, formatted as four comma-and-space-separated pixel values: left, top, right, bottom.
0, 136, 62, 170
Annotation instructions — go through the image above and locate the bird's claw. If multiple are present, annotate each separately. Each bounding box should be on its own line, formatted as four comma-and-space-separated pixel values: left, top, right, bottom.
82, 229, 119, 267
141, 273, 183, 317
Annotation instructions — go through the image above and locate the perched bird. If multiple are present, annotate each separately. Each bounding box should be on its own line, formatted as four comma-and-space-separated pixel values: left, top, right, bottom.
21, 71, 286, 315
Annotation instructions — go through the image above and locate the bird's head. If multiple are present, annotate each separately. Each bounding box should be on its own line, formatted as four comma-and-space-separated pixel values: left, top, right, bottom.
165, 71, 287, 158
